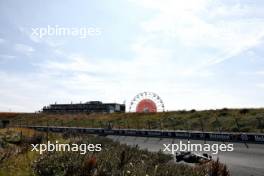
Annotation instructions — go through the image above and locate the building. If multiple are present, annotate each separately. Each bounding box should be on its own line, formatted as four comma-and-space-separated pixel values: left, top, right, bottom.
42, 101, 125, 113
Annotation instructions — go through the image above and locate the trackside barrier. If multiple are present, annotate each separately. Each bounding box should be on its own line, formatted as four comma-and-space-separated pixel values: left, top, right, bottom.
25, 126, 264, 144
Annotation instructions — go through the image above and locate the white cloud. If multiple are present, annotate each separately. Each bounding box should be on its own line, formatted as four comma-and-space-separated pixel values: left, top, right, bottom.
0, 54, 15, 59
2, 1, 264, 111
130, 0, 264, 67
19, 26, 65, 48
256, 83, 264, 88
256, 71, 264, 75
0, 54, 16, 63
0, 38, 5, 44
14, 43, 35, 55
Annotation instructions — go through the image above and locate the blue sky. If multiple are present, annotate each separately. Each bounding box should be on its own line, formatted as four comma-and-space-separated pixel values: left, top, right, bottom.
0, 0, 264, 112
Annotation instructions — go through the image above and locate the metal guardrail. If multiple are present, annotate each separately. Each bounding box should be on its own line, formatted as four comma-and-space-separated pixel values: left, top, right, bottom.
22, 125, 264, 144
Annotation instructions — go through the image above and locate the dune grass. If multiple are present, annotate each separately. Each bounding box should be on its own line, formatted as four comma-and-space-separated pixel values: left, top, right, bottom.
2, 108, 264, 132
0, 128, 230, 176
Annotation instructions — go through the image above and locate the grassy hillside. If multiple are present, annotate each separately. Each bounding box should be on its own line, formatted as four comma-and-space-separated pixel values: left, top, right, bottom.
1, 108, 264, 132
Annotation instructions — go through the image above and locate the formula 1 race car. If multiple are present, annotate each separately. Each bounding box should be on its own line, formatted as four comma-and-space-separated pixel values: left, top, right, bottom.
175, 151, 212, 164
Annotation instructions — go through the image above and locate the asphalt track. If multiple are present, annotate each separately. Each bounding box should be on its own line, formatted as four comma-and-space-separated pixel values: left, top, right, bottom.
107, 135, 264, 176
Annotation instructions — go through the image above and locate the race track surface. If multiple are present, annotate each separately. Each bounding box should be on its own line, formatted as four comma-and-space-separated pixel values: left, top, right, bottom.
107, 136, 264, 176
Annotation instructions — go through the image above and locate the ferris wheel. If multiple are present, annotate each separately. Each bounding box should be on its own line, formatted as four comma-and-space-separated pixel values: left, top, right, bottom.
129, 92, 165, 112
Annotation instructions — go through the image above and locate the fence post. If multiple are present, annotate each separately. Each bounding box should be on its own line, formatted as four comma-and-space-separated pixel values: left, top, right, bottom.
199, 118, 206, 143
235, 118, 248, 148
46, 120, 49, 142
256, 117, 263, 133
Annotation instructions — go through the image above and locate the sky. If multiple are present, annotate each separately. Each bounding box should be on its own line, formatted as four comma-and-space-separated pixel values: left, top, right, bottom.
0, 0, 264, 112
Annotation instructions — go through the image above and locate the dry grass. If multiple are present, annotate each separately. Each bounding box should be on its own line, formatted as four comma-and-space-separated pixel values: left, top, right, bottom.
7, 108, 264, 132
32, 132, 230, 176
0, 112, 21, 119
0, 129, 231, 176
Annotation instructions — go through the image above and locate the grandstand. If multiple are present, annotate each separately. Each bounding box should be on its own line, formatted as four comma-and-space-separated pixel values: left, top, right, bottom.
42, 101, 125, 113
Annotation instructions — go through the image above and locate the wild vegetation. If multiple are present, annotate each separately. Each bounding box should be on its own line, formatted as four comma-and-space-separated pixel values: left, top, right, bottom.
0, 128, 43, 176
0, 128, 230, 176
1, 108, 264, 132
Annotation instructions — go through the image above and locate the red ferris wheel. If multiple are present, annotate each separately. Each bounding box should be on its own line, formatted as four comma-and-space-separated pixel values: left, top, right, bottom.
129, 92, 165, 112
